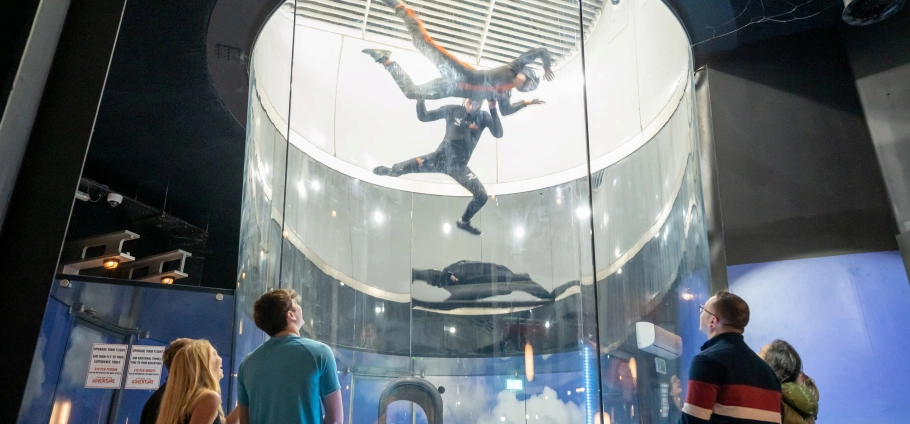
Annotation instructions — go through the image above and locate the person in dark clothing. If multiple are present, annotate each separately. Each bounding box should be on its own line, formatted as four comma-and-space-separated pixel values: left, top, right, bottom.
681, 291, 781, 424
362, 0, 554, 109
412, 260, 554, 300
373, 98, 503, 235
140, 338, 192, 424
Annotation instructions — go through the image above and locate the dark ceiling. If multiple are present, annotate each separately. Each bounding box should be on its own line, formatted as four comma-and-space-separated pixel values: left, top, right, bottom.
82, 0, 245, 289
75, 0, 848, 289
671, 0, 845, 59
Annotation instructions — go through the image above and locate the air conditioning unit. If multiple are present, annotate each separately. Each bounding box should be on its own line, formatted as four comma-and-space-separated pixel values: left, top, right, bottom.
843, 0, 906, 26
636, 322, 683, 359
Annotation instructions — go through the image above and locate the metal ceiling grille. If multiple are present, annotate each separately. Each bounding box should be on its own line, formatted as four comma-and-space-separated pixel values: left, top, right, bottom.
285, 0, 607, 67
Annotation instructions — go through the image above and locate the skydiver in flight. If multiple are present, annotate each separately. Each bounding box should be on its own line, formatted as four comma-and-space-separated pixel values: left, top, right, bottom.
372, 98, 501, 235
412, 260, 555, 300
362, 0, 554, 114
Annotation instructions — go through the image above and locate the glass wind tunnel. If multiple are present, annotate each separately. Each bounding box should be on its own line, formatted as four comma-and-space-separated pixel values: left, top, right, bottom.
236, 0, 710, 423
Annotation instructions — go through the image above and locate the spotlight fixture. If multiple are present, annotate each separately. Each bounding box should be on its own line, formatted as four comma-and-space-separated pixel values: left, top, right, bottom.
161, 276, 175, 285
103, 259, 119, 269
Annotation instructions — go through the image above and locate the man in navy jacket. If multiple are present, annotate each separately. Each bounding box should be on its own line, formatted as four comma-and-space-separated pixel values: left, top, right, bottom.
681, 290, 782, 424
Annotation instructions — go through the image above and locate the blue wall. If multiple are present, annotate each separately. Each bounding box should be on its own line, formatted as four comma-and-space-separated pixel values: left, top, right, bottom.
18, 278, 235, 424
728, 251, 910, 424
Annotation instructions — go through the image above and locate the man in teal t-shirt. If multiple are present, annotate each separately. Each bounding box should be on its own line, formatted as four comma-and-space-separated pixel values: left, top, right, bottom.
237, 289, 342, 424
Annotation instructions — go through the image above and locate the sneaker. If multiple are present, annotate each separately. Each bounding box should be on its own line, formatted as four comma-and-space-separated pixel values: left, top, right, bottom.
373, 166, 400, 177
456, 219, 482, 236
362, 49, 392, 63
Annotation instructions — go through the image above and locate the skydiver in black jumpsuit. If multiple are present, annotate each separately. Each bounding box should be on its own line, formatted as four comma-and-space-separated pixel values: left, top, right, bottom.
362, 0, 555, 114
373, 98, 501, 235
412, 260, 555, 300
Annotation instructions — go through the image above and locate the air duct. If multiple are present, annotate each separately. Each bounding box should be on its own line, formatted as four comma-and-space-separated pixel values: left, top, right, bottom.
843, 0, 906, 25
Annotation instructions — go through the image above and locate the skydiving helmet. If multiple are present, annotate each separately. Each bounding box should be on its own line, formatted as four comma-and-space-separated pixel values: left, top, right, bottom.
518, 68, 540, 92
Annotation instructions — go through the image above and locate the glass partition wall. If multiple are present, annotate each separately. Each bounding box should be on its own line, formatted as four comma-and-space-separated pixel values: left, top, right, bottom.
236, 1, 709, 423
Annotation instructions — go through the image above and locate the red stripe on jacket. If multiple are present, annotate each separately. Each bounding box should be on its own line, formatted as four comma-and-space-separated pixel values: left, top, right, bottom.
686, 380, 720, 410
687, 380, 782, 414
717, 384, 781, 412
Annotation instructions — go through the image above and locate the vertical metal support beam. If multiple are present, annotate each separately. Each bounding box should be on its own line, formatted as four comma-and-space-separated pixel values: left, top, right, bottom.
107, 334, 135, 424
0, 0, 128, 421
694, 67, 729, 292
475, 0, 497, 65
0, 0, 70, 228
361, 0, 374, 39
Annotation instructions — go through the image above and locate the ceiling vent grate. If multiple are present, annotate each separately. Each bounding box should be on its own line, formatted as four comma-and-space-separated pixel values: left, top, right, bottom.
284, 0, 607, 67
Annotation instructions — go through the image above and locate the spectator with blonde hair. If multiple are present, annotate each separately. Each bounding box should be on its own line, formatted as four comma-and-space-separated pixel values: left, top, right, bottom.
155, 339, 225, 424
140, 338, 193, 424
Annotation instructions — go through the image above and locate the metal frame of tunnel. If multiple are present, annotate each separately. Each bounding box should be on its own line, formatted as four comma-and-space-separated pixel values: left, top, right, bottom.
377, 377, 444, 424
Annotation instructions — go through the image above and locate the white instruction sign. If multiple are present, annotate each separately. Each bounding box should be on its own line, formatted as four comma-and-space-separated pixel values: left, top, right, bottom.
85, 343, 128, 389
126, 345, 166, 389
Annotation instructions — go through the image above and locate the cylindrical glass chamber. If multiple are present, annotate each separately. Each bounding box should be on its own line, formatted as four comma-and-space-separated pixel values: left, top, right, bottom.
235, 1, 710, 422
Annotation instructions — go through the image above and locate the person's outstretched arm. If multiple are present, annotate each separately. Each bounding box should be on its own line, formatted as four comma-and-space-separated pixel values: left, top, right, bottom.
512, 48, 555, 81
497, 98, 545, 116
513, 47, 552, 69
486, 100, 503, 138
416, 99, 448, 122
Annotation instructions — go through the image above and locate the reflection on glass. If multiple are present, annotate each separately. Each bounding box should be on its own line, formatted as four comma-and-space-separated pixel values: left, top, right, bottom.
237, 0, 709, 423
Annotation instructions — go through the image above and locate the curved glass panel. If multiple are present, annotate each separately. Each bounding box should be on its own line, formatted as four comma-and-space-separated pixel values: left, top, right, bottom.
237, 1, 710, 423
233, 0, 296, 404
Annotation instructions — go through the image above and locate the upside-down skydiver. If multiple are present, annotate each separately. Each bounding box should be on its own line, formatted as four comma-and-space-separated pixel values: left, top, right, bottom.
362, 0, 554, 115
